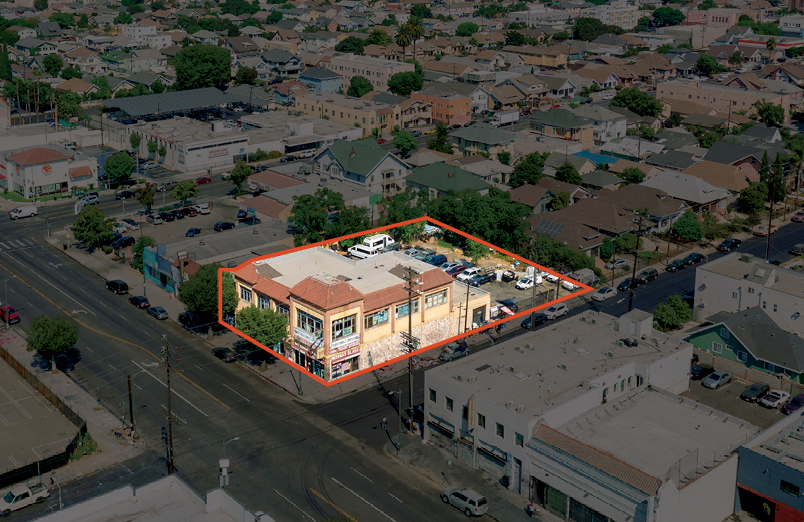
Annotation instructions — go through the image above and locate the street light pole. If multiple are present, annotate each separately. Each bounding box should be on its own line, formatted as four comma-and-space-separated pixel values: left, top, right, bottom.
388, 389, 403, 455
222, 436, 239, 458
4, 276, 16, 330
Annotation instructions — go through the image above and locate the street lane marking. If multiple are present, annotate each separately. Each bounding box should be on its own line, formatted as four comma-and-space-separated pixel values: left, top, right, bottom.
222, 383, 250, 403
388, 494, 403, 503
0, 243, 7, 250
310, 488, 357, 522
273, 489, 315, 521
332, 478, 398, 522
3, 253, 95, 315
23, 238, 34, 245
351, 468, 373, 483
131, 360, 208, 417
85, 346, 94, 353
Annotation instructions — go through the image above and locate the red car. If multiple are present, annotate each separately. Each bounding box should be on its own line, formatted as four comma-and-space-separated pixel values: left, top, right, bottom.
376, 139, 388, 144
194, 177, 212, 185
0, 304, 20, 325
445, 266, 467, 278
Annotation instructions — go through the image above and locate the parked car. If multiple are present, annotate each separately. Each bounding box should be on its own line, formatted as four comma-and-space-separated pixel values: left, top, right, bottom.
690, 364, 715, 380
441, 487, 488, 517
438, 343, 470, 362
792, 212, 804, 223
753, 225, 777, 236
423, 254, 448, 266
684, 252, 705, 265
410, 130, 423, 137
702, 370, 732, 389
666, 259, 687, 272
445, 265, 467, 277
456, 267, 481, 281
128, 295, 150, 309
155, 181, 178, 192
783, 394, 804, 415
403, 248, 423, 258
561, 280, 578, 291
790, 244, 804, 256
469, 272, 495, 287
182, 207, 198, 217
147, 306, 168, 320
740, 382, 770, 402
237, 209, 248, 219
717, 238, 742, 253
604, 258, 629, 270
516, 277, 534, 290
759, 390, 791, 409
544, 303, 569, 319
382, 243, 404, 253
0, 304, 20, 325
617, 278, 638, 292
622, 338, 638, 347
212, 348, 238, 363
105, 280, 128, 294
113, 223, 128, 234
497, 299, 519, 314
214, 221, 235, 231
147, 213, 163, 225
520, 312, 546, 329
160, 211, 176, 222
439, 261, 462, 272
0, 483, 50, 516
8, 205, 38, 220
636, 268, 658, 284
53, 353, 75, 373
81, 194, 100, 205
194, 177, 212, 185
186, 227, 202, 237
112, 236, 136, 249
591, 286, 616, 301
376, 139, 388, 144
194, 203, 211, 215
140, 161, 158, 170
170, 209, 184, 220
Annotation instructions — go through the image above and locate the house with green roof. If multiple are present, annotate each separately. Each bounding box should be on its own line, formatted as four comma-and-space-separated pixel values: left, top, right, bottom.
405, 163, 491, 199
530, 108, 593, 150
450, 121, 515, 161
101, 50, 131, 70
314, 139, 409, 198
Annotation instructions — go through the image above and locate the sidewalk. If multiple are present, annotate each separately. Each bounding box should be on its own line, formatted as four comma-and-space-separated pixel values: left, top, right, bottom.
0, 328, 146, 486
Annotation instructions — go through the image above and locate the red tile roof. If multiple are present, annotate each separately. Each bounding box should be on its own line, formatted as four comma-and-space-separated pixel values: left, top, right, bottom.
363, 285, 409, 313
234, 263, 259, 285
68, 166, 92, 179
254, 277, 290, 304
291, 276, 363, 310
7, 148, 70, 166
420, 268, 454, 292
249, 197, 289, 220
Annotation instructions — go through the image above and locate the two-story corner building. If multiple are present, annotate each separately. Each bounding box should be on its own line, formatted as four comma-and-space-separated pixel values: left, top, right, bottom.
410, 83, 477, 126
326, 53, 415, 92
694, 252, 804, 333
657, 79, 791, 122
424, 309, 757, 522
313, 139, 409, 197
530, 108, 594, 150
299, 66, 343, 93
233, 248, 491, 381
579, 0, 638, 30
294, 91, 400, 137
450, 121, 515, 161
1, 147, 98, 198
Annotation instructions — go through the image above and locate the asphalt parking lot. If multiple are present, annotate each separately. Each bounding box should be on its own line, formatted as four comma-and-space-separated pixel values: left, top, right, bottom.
687, 377, 788, 430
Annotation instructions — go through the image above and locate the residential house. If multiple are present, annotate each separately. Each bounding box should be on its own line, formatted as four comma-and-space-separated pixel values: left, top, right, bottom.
263, 49, 302, 79
473, 50, 506, 71
36, 21, 62, 39
537, 75, 576, 100
485, 85, 524, 111
600, 137, 664, 161
511, 177, 594, 214
496, 74, 549, 108
314, 139, 409, 197
580, 170, 622, 191
450, 156, 513, 185
270, 80, 310, 105
644, 150, 697, 171
235, 56, 273, 81
411, 82, 478, 126
450, 122, 515, 161
501, 44, 567, 69
682, 160, 760, 202
299, 66, 343, 93
640, 170, 731, 214
598, 183, 689, 233
702, 141, 765, 178
63, 47, 108, 76
223, 36, 262, 58
543, 153, 597, 179
741, 124, 782, 143
530, 108, 594, 150
405, 162, 491, 199
399, 98, 432, 129
54, 77, 98, 97
567, 104, 627, 144
15, 38, 57, 58
191, 30, 221, 46
706, 45, 764, 67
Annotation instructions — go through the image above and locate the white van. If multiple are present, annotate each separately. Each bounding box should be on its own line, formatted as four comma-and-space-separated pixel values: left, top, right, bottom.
348, 244, 382, 259
9, 205, 38, 220
363, 234, 394, 250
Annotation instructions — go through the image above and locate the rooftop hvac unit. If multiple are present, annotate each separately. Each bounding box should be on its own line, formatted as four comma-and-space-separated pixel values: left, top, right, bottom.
606, 352, 614, 358
505, 401, 514, 408
559, 364, 567, 370
516, 405, 525, 412
580, 316, 586, 322
453, 374, 462, 381
508, 366, 516, 373
468, 376, 477, 382
590, 319, 597, 324
515, 346, 524, 352
524, 343, 532, 350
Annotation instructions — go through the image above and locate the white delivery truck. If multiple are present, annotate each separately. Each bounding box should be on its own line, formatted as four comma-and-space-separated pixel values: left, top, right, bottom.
8, 205, 38, 220
490, 110, 520, 127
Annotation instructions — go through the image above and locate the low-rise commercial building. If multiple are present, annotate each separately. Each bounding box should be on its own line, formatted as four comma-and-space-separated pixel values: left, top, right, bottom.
0, 146, 98, 198
294, 91, 400, 137
233, 248, 491, 381
657, 79, 791, 122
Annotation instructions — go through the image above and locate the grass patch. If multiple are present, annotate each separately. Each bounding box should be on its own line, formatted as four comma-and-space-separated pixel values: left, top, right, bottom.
1, 192, 67, 203
437, 239, 455, 250
69, 432, 99, 461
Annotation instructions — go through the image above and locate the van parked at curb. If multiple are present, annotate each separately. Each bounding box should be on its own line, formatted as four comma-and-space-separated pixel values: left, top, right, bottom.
8, 205, 38, 220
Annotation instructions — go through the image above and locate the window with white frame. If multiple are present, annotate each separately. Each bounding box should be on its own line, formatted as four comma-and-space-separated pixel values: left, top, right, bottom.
720, 328, 730, 339
425, 289, 448, 309
396, 298, 420, 319
240, 286, 252, 303
258, 295, 271, 310
738, 351, 748, 363
765, 362, 777, 373
276, 303, 289, 317
712, 342, 723, 354
297, 309, 323, 338
332, 314, 356, 339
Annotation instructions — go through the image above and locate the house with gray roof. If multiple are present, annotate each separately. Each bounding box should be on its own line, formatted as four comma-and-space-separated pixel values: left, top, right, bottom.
299, 66, 342, 93
450, 121, 515, 162
543, 152, 597, 178
568, 104, 627, 144
741, 124, 782, 143
580, 170, 622, 191
313, 139, 409, 197
644, 150, 697, 171
405, 162, 491, 198
263, 49, 302, 78
640, 170, 730, 214
36, 21, 62, 39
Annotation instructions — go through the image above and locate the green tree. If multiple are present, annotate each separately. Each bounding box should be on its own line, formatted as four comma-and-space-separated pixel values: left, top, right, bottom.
114, 12, 132, 24
410, 4, 432, 18
381, 187, 427, 225
60, 65, 82, 80
610, 87, 662, 117
229, 161, 252, 192
367, 29, 391, 46
236, 305, 288, 347
147, 141, 158, 155
104, 152, 135, 185
769, 155, 787, 203
393, 130, 418, 156
696, 55, 719, 76
497, 151, 511, 166
179, 263, 230, 318
504, 30, 525, 47
49, 12, 75, 28
289, 188, 346, 246
266, 11, 282, 23
550, 191, 571, 210
463, 240, 490, 262
380, 14, 397, 26
619, 166, 645, 184
754, 101, 785, 127
222, 272, 237, 316
767, 37, 777, 52
387, 71, 423, 96
70, 205, 115, 249
573, 17, 623, 41
600, 236, 614, 261
427, 122, 454, 154
652, 7, 684, 26
129, 133, 141, 152
671, 210, 702, 241
172, 179, 198, 205
656, 44, 673, 54
654, 293, 692, 330
327, 205, 371, 248
43, 53, 63, 76
173, 44, 232, 90
135, 182, 155, 212
614, 232, 641, 252
509, 152, 548, 188
28, 316, 78, 360
158, 144, 167, 157
334, 36, 365, 54
555, 162, 583, 185
34, 0, 48, 10
235, 66, 258, 85
395, 24, 413, 61
667, 111, 683, 127
729, 50, 745, 65
347, 75, 373, 97
56, 89, 81, 118
77, 13, 89, 28
0, 44, 10, 82
456, 22, 479, 36
132, 236, 156, 272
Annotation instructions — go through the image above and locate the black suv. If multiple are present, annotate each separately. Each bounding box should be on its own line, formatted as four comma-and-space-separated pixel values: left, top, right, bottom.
105, 280, 128, 294
684, 252, 705, 265
717, 238, 742, 253
160, 211, 176, 222
469, 272, 495, 287
112, 236, 136, 249
214, 221, 235, 231
520, 313, 546, 329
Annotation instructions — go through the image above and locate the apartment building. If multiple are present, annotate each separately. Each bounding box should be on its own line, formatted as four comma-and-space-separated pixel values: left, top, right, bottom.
780, 14, 804, 38
326, 53, 415, 92
121, 23, 171, 49
580, 1, 639, 30
410, 82, 480, 126
657, 79, 791, 121
294, 91, 400, 137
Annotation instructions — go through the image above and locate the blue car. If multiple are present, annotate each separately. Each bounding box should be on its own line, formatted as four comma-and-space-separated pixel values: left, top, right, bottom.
424, 254, 447, 266
186, 228, 201, 237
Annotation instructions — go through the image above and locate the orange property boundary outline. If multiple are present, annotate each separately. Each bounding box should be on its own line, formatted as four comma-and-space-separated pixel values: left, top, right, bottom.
218, 216, 593, 387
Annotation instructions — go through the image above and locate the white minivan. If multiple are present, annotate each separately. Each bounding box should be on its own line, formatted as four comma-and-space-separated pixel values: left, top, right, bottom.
8, 205, 38, 220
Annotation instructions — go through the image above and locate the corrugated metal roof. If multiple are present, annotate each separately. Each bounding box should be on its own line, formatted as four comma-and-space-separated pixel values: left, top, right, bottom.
103, 87, 234, 117
534, 425, 662, 496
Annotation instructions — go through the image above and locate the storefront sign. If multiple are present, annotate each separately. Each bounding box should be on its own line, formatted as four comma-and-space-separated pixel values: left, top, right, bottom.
42, 164, 52, 176
208, 147, 229, 158
293, 327, 316, 344
331, 347, 360, 363
330, 333, 360, 353
467, 396, 475, 430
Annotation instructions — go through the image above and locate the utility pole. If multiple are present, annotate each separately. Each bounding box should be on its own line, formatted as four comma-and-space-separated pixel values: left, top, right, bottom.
463, 279, 471, 333
529, 274, 537, 331
765, 163, 776, 261
161, 335, 177, 474
628, 215, 647, 312
127, 375, 135, 438
400, 267, 422, 420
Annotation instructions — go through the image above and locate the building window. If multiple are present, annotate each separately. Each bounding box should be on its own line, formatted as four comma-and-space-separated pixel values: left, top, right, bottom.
732, 292, 738, 299
738, 351, 748, 363
446, 397, 453, 411
620, 379, 625, 391
781, 480, 800, 497
396, 299, 420, 318
627, 376, 632, 388
462, 406, 468, 419
258, 295, 271, 309
614, 382, 618, 392
240, 287, 252, 302
425, 289, 448, 309
515, 432, 524, 447
720, 328, 730, 339
765, 362, 777, 373
478, 413, 485, 428
748, 288, 755, 294
332, 314, 356, 339
364, 309, 389, 329
496, 422, 504, 438
297, 309, 323, 338
712, 342, 723, 354
763, 301, 767, 309
774, 304, 778, 312
429, 388, 436, 402
276, 303, 289, 317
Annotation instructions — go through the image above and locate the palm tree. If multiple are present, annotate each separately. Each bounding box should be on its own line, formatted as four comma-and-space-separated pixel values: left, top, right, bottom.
766, 37, 776, 53
407, 16, 424, 61
395, 25, 413, 62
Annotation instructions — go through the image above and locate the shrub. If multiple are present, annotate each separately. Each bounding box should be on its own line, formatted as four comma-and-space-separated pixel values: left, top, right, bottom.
101, 245, 113, 254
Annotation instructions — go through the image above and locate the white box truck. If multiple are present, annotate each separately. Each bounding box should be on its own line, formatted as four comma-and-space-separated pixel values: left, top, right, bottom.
490, 110, 520, 127
8, 205, 38, 220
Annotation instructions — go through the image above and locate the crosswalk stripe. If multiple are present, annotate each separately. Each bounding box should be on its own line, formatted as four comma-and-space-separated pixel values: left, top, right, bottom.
0, 242, 7, 250
12, 240, 25, 248
23, 238, 34, 245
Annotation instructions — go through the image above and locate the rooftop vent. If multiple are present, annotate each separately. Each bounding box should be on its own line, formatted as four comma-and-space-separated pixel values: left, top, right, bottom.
350, 148, 356, 158
505, 401, 514, 408
515, 405, 525, 412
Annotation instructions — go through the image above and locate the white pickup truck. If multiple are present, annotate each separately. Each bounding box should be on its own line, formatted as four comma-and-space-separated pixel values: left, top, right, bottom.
0, 483, 50, 516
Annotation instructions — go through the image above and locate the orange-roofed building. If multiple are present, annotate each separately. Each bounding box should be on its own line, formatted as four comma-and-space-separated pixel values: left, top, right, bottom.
2, 146, 98, 198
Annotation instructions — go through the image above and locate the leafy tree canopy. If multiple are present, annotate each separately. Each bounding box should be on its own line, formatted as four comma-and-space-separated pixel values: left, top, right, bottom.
573, 17, 624, 41
696, 54, 719, 76
172, 179, 199, 204
427, 122, 453, 154
754, 101, 785, 127
393, 130, 418, 155
671, 210, 702, 241
610, 87, 662, 117
738, 181, 768, 214
180, 263, 229, 317
28, 316, 78, 359
455, 22, 479, 37
347, 75, 373, 97
236, 305, 288, 348
410, 4, 432, 18
654, 293, 692, 330
70, 206, 115, 250
173, 44, 232, 89
555, 162, 582, 185
509, 152, 548, 188
104, 151, 135, 184
235, 66, 258, 85
335, 36, 365, 54
387, 71, 422, 96
367, 29, 391, 46
652, 7, 684, 26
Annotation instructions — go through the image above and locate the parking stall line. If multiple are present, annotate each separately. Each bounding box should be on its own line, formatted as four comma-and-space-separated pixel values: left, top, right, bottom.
23, 238, 34, 245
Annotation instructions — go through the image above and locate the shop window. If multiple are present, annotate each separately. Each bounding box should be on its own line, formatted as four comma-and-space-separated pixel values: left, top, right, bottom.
297, 309, 323, 338
425, 289, 448, 309
276, 303, 289, 317
429, 388, 436, 402
364, 309, 389, 329
240, 287, 252, 302
446, 397, 453, 411
496, 422, 504, 438
515, 432, 524, 447
478, 413, 485, 428
258, 295, 270, 309
396, 298, 420, 318
781, 480, 800, 497
332, 314, 356, 339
